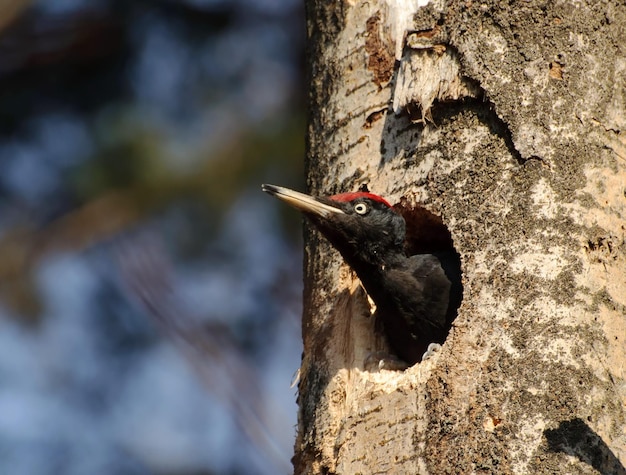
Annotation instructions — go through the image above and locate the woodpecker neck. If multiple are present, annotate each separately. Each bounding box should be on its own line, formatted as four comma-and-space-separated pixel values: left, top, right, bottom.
335, 238, 407, 279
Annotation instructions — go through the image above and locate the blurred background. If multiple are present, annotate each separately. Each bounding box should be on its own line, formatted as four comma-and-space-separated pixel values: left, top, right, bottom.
0, 0, 305, 474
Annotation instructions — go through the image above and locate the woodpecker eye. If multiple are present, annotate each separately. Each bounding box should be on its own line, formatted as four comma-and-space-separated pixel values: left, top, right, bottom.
354, 203, 368, 215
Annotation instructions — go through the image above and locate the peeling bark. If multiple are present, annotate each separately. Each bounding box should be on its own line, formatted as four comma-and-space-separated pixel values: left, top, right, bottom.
297, 1, 626, 473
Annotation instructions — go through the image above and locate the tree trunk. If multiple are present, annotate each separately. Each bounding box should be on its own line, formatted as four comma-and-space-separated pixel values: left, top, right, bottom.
296, 1, 626, 474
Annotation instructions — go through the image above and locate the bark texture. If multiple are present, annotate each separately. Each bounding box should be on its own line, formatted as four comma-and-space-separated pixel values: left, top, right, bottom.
297, 1, 626, 473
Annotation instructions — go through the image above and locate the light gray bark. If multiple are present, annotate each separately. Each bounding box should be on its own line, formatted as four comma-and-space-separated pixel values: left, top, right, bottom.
297, 1, 626, 473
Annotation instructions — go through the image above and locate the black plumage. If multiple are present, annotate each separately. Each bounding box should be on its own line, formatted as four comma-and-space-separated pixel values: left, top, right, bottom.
262, 184, 462, 365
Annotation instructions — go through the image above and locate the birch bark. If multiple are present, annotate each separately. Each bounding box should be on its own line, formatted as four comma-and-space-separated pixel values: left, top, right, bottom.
297, 1, 626, 473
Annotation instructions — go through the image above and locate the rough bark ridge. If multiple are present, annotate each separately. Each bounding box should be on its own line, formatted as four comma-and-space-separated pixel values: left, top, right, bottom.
297, 0, 626, 473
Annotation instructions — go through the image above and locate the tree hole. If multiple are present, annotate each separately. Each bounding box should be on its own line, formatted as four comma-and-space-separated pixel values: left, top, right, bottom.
394, 202, 463, 363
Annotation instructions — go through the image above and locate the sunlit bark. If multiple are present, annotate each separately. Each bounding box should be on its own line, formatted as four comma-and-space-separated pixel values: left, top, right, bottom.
296, 1, 626, 473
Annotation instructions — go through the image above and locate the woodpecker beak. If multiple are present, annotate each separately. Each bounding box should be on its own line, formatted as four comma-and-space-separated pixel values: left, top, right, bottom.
262, 184, 345, 218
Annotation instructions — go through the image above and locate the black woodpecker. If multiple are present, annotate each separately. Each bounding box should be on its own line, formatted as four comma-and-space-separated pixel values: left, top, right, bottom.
262, 184, 462, 366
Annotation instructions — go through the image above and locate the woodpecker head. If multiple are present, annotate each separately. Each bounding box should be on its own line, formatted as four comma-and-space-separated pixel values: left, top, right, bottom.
262, 184, 406, 267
